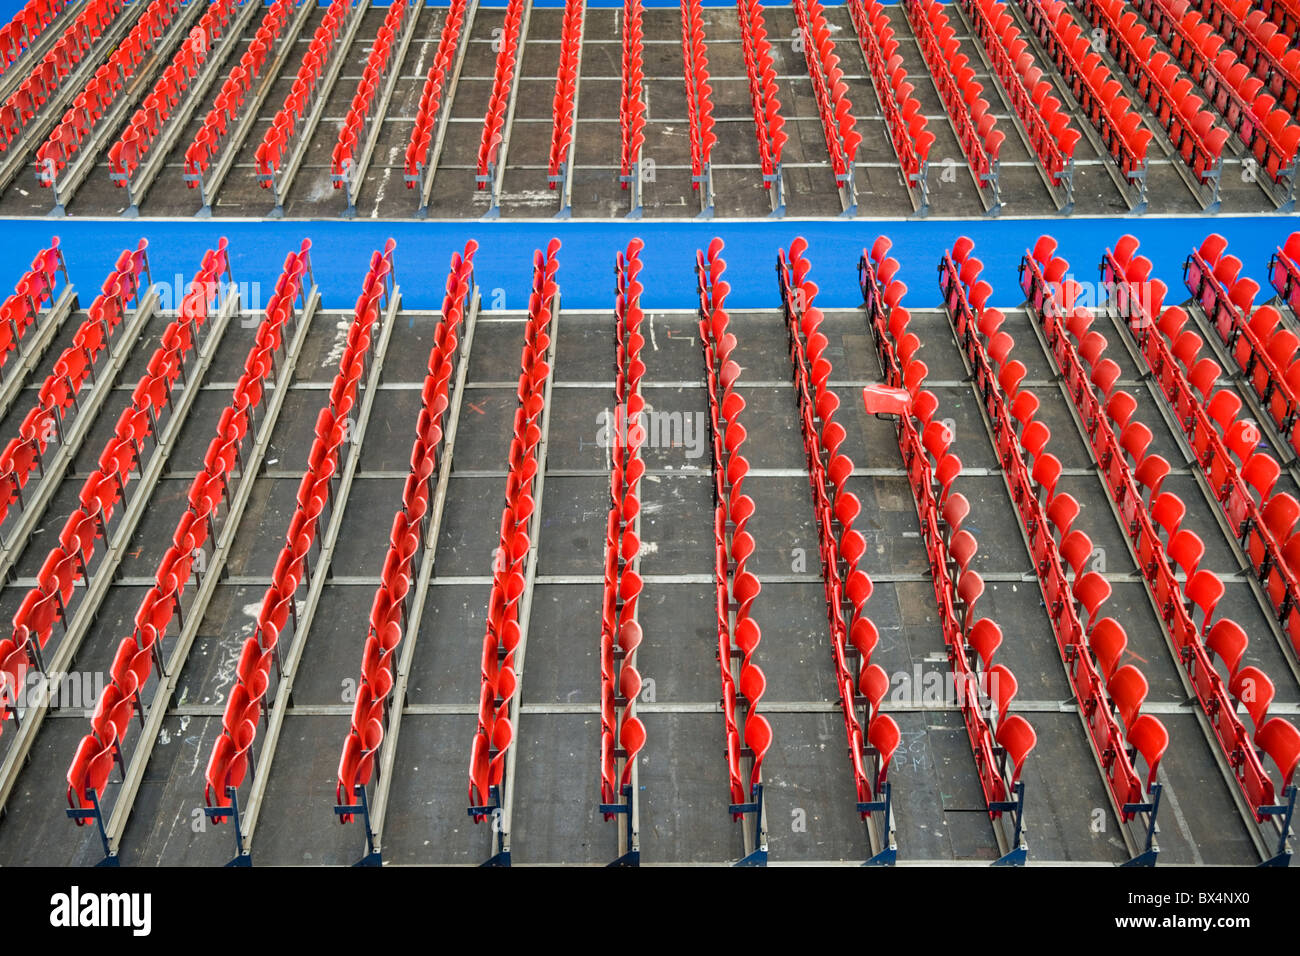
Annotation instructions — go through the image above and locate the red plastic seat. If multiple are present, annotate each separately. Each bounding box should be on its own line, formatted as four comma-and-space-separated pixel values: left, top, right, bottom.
941, 493, 969, 536
1106, 391, 1137, 431
1119, 420, 1153, 464
67, 734, 115, 817
995, 714, 1036, 785
1167, 529, 1205, 578
1256, 718, 1300, 787
1127, 713, 1168, 791
1205, 619, 1249, 680
205, 722, 253, 820
744, 712, 772, 796
1230, 665, 1274, 729
967, 617, 1001, 669
957, 569, 984, 621
1088, 617, 1126, 682
1021, 420, 1051, 463
1073, 571, 1111, 631
1185, 569, 1225, 632
1060, 529, 1094, 578
1108, 664, 1149, 730
1046, 493, 1080, 539
618, 716, 646, 790
867, 714, 900, 789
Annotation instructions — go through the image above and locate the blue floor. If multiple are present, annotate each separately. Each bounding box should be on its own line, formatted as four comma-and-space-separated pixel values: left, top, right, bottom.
5, 216, 1296, 313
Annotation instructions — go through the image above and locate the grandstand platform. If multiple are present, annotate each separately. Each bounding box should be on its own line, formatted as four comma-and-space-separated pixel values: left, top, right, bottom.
0, 226, 1286, 868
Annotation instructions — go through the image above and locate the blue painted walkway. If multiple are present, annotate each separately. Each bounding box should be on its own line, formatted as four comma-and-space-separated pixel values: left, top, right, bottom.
2, 216, 1296, 313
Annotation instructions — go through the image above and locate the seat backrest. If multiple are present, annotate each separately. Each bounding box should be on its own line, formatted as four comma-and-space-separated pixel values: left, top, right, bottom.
1127, 713, 1169, 792
1229, 665, 1274, 730
967, 617, 1001, 669
1073, 570, 1112, 626
1089, 617, 1127, 682
1107, 663, 1149, 729
1185, 568, 1225, 632
995, 714, 1036, 785
867, 713, 901, 786
1205, 619, 1249, 681
1256, 718, 1300, 788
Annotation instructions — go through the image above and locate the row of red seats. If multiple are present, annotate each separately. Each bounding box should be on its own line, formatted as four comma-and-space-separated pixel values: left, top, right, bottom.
1190, 0, 1300, 115
907, 0, 1002, 196
1106, 234, 1300, 721
66, 241, 259, 833
680, 0, 715, 188
1017, 0, 1151, 187
618, 0, 645, 188
184, 0, 295, 186
35, 0, 182, 187
476, 0, 524, 187
1034, 238, 1300, 828
961, 0, 1078, 189
12, 240, 199, 734
696, 239, 771, 815
1129, 0, 1300, 188
1269, 231, 1300, 316
779, 237, 899, 818
861, 237, 1035, 838
332, 243, 469, 828
204, 242, 385, 824
331, 0, 408, 182
792, 0, 858, 184
1133, 236, 1294, 665
468, 240, 559, 818
0, 0, 125, 157
1258, 0, 1300, 50
736, 0, 784, 186
942, 239, 1166, 845
0, 237, 66, 372
207, 241, 338, 824
1078, 0, 1228, 188
599, 239, 647, 814
546, 0, 583, 185
403, 0, 467, 187
1185, 233, 1300, 462
1153, 0, 1300, 184
846, 0, 931, 189
109, 0, 237, 185
0, 240, 148, 532
256, 0, 351, 185
0, 0, 69, 78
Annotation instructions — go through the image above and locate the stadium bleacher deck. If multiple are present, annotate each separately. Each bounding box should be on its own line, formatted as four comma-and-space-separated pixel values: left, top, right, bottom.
0, 0, 1293, 874
0, 0, 1291, 219
0, 227, 1284, 866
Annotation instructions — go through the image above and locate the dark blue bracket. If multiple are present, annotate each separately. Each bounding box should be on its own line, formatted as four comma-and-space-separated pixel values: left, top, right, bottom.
1257, 784, 1296, 867
728, 781, 763, 817
206, 786, 253, 866
1121, 782, 1163, 866
734, 845, 768, 866
990, 780, 1029, 866
469, 785, 509, 866
858, 780, 897, 866
600, 782, 639, 867
334, 783, 380, 867
729, 782, 767, 867
598, 799, 631, 818
66, 789, 117, 865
